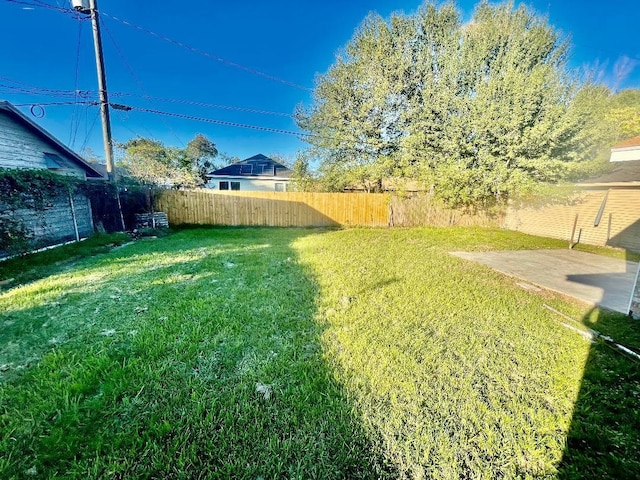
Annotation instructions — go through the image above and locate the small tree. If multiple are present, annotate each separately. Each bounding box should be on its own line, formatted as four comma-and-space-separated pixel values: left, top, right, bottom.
290, 155, 316, 192
118, 134, 219, 188
183, 134, 219, 184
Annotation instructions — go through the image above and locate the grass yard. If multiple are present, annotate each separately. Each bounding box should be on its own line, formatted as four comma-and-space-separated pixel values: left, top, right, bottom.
1, 227, 639, 479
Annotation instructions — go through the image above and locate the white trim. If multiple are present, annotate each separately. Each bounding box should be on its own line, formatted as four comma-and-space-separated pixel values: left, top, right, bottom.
611, 145, 640, 152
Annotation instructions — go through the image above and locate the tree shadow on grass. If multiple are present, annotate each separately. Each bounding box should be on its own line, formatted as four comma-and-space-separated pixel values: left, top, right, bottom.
557, 305, 640, 479
0, 227, 395, 479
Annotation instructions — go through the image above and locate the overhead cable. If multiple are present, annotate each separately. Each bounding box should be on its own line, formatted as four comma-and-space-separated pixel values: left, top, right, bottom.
98, 11, 313, 92
120, 105, 313, 138
99, 14, 185, 146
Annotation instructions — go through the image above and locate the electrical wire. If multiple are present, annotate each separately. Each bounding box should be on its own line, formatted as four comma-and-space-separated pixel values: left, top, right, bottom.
0, 76, 296, 117
78, 108, 100, 153
122, 105, 315, 138
5, 0, 312, 92
13, 101, 97, 107
69, 17, 84, 147
98, 10, 313, 92
3, 0, 78, 18
110, 93, 296, 118
0, 77, 82, 98
100, 14, 185, 147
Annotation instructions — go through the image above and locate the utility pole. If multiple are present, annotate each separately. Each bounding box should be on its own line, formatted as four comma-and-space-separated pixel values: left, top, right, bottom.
73, 0, 125, 230
88, 0, 115, 183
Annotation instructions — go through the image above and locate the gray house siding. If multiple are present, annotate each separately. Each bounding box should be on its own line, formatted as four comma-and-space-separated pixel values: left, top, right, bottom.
0, 112, 86, 178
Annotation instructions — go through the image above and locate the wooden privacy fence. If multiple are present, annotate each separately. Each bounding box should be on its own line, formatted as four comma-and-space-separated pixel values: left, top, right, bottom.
156, 190, 389, 227
155, 189, 500, 228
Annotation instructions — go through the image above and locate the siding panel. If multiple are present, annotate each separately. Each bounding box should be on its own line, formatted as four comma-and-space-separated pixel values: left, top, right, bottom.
503, 188, 640, 251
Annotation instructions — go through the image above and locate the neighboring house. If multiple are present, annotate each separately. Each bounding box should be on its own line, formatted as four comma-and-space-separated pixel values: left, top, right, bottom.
206, 154, 292, 192
504, 135, 640, 252
609, 134, 640, 162
0, 100, 104, 254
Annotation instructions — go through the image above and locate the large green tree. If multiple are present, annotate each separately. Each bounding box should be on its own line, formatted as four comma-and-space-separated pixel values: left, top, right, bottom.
297, 1, 604, 206
118, 134, 219, 187
605, 89, 640, 142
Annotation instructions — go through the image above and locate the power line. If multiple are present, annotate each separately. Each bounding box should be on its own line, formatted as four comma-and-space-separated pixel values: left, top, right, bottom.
123, 105, 314, 138
70, 17, 84, 147
10, 99, 313, 140
0, 76, 295, 117
0, 78, 82, 98
3, 0, 79, 18
79, 108, 101, 153
98, 10, 313, 92
99, 14, 185, 146
110, 93, 296, 118
13, 101, 97, 107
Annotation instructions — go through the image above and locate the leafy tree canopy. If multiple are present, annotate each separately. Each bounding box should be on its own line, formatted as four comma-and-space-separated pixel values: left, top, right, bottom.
297, 1, 609, 206
118, 134, 219, 188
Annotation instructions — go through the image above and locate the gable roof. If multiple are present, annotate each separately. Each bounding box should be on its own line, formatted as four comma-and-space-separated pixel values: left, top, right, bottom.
0, 100, 104, 178
208, 153, 292, 178
612, 134, 640, 150
578, 160, 640, 187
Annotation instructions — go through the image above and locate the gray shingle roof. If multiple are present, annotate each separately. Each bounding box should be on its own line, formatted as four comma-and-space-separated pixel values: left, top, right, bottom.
579, 160, 640, 186
208, 154, 292, 178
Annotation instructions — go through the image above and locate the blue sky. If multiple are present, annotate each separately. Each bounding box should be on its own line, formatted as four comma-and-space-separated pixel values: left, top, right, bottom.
0, 0, 639, 165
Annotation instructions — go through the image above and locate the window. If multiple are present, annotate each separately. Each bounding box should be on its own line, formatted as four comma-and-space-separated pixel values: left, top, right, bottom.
274, 183, 285, 192
43, 153, 63, 169
219, 181, 229, 190
231, 181, 240, 191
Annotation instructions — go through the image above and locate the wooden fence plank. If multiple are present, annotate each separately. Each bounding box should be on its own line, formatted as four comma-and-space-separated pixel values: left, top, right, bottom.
155, 190, 498, 229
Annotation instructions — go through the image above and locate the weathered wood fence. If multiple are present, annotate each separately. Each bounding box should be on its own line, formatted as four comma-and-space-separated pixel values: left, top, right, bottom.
0, 191, 94, 258
156, 188, 640, 253
155, 189, 499, 228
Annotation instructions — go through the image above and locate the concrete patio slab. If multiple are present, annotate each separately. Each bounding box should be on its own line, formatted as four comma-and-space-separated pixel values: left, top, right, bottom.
450, 249, 639, 314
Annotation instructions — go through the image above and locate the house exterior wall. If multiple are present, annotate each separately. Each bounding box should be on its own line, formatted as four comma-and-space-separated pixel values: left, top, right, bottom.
0, 112, 86, 179
0, 109, 97, 256
503, 188, 640, 252
206, 176, 290, 192
610, 147, 640, 162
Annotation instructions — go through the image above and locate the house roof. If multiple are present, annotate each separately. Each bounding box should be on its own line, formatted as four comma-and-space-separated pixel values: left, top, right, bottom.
578, 160, 640, 187
612, 134, 640, 150
0, 100, 104, 178
208, 153, 292, 178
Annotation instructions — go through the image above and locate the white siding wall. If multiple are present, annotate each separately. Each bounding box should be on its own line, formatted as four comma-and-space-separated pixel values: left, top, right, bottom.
206, 176, 290, 192
0, 112, 86, 179
610, 147, 640, 162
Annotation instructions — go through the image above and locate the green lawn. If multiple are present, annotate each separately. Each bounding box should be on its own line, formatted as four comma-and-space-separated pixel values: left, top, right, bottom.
1, 227, 638, 479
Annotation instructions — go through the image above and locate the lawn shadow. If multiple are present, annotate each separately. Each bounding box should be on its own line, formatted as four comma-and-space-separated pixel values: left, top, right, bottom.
559, 243, 640, 478
0, 227, 394, 478
557, 306, 640, 479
